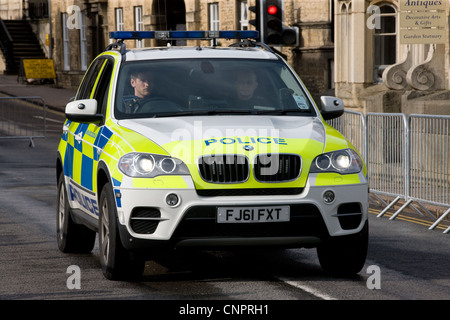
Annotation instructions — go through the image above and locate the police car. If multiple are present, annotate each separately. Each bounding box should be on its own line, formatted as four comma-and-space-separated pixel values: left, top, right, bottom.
56, 30, 368, 280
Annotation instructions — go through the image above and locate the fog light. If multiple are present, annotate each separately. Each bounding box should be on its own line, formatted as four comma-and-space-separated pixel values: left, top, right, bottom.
166, 193, 179, 207
323, 190, 335, 204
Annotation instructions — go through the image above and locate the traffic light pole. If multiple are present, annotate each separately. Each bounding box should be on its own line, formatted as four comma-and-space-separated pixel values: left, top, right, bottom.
249, 0, 265, 42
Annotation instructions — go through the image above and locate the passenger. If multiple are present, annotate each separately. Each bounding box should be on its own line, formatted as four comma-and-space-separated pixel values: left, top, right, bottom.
232, 70, 266, 108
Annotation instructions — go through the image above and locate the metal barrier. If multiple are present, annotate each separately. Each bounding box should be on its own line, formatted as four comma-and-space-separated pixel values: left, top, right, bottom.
326, 110, 366, 159
366, 113, 410, 219
409, 115, 450, 233
0, 96, 47, 147
328, 110, 449, 234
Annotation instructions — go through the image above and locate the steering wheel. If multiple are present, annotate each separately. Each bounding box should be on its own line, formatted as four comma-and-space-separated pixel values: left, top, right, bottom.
137, 97, 184, 113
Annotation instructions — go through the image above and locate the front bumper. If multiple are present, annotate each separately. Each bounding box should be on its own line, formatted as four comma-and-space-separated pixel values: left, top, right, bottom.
116, 175, 369, 251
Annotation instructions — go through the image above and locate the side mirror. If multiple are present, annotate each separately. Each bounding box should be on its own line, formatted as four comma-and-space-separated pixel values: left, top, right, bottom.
320, 96, 344, 120
65, 99, 103, 123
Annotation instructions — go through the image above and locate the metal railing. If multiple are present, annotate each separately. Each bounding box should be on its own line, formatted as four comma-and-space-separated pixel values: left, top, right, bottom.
328, 111, 450, 234
366, 113, 409, 218
0, 96, 47, 147
327, 110, 366, 160
409, 115, 450, 207
409, 115, 450, 233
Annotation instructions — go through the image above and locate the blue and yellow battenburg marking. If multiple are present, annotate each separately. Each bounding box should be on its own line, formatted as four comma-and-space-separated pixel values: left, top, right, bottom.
61, 120, 117, 215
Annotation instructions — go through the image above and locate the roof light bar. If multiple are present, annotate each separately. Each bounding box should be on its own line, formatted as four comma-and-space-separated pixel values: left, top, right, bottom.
109, 30, 259, 41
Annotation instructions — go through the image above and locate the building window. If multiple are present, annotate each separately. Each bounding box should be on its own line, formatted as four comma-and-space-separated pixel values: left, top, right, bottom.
115, 8, 124, 31
373, 4, 397, 83
329, 59, 335, 89
134, 6, 143, 48
238, 0, 248, 30
80, 14, 87, 71
61, 12, 70, 71
209, 3, 219, 31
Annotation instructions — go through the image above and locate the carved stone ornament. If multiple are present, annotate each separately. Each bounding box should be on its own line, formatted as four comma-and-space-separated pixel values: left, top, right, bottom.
406, 44, 445, 91
408, 66, 435, 91
383, 45, 412, 90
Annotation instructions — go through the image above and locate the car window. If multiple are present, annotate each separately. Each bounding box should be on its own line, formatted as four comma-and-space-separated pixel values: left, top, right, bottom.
93, 59, 114, 115
114, 58, 316, 119
76, 57, 106, 100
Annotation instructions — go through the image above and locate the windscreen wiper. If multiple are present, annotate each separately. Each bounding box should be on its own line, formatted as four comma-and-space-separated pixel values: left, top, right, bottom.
152, 109, 256, 118
256, 109, 315, 116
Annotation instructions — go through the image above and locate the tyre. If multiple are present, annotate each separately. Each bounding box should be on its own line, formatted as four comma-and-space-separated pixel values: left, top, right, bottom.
317, 221, 368, 276
98, 183, 145, 280
56, 172, 96, 253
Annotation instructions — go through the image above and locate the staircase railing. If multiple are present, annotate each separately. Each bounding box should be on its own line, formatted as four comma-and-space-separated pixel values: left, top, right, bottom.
0, 18, 15, 74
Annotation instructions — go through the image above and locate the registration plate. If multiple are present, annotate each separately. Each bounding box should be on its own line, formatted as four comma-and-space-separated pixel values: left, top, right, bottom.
217, 206, 290, 223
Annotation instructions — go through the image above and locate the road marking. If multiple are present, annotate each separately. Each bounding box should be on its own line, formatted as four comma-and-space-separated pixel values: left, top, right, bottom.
277, 276, 337, 300
33, 116, 63, 123
369, 208, 449, 230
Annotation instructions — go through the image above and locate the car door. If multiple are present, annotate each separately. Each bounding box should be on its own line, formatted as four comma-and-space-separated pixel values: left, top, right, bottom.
66, 57, 113, 218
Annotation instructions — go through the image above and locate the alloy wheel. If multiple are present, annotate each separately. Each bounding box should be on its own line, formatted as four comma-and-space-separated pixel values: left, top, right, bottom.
100, 198, 110, 264
57, 183, 65, 242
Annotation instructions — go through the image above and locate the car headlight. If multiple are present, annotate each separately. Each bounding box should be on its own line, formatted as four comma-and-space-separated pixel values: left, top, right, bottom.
310, 149, 363, 174
118, 153, 190, 178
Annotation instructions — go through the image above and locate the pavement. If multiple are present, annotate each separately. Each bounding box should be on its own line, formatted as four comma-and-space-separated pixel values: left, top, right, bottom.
0, 74, 76, 113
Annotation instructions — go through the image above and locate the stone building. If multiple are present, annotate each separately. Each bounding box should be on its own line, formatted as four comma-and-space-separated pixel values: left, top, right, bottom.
334, 0, 450, 115
0, 0, 335, 104
3, 1, 449, 114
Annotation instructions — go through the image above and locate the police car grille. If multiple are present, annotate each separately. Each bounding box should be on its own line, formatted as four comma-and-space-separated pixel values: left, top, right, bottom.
198, 155, 249, 183
254, 154, 301, 182
130, 208, 161, 234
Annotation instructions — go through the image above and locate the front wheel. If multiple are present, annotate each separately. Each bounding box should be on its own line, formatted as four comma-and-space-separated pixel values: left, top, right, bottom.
317, 221, 369, 276
98, 183, 145, 280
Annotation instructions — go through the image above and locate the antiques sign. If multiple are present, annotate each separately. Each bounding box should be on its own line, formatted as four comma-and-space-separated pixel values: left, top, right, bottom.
399, 0, 447, 44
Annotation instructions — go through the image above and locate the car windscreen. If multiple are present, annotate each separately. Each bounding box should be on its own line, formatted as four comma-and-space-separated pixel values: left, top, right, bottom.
114, 58, 316, 119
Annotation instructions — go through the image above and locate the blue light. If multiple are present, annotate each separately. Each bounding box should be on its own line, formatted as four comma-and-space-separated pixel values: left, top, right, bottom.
109, 31, 155, 40
109, 30, 259, 41
220, 31, 259, 39
169, 31, 206, 39
219, 31, 239, 38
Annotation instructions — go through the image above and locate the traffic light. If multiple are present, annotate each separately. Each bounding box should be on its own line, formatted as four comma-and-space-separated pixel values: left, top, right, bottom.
264, 0, 282, 44
248, 1, 261, 41
263, 0, 298, 46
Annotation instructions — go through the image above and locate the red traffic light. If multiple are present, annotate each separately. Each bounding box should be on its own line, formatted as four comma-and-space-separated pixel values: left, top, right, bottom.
267, 5, 278, 15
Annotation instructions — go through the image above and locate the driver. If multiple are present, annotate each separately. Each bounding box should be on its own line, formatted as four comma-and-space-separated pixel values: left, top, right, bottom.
124, 70, 155, 113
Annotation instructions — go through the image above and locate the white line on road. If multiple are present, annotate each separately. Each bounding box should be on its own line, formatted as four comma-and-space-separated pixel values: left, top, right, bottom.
277, 277, 337, 300
33, 116, 64, 123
